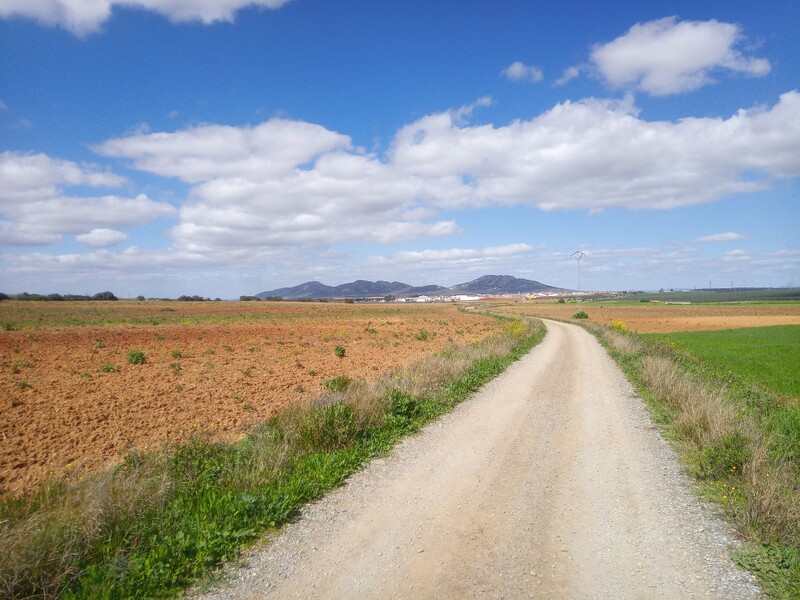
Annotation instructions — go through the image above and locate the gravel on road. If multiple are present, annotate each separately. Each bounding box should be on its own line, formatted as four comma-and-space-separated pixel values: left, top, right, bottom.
193, 319, 760, 599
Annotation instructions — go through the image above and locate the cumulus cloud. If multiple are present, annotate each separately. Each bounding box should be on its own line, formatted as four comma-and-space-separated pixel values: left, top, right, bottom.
502, 61, 544, 83
590, 17, 770, 96
695, 232, 747, 243
83, 90, 800, 259
0, 151, 175, 246
369, 243, 535, 266
554, 66, 581, 87
0, 0, 294, 35
390, 91, 800, 210
95, 119, 463, 253
76, 228, 129, 247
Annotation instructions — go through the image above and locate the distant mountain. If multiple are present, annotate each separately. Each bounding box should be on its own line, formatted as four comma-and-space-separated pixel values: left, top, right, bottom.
256, 275, 564, 300
447, 275, 562, 295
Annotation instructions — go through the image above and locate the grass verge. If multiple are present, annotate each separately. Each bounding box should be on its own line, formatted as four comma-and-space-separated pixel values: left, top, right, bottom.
0, 318, 544, 599
586, 321, 799, 599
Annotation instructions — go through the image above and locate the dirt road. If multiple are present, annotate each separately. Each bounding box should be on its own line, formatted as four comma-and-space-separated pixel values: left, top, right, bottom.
198, 320, 759, 599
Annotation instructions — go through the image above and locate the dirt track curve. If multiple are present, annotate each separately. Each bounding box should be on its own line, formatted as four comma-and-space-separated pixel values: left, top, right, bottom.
197, 319, 760, 599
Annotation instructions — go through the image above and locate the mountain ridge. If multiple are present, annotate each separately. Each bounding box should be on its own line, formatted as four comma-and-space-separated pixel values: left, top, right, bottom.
256, 275, 566, 300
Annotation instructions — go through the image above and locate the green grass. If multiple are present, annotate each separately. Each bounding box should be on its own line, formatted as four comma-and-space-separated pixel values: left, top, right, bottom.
645, 326, 800, 469
644, 326, 800, 400
0, 318, 544, 599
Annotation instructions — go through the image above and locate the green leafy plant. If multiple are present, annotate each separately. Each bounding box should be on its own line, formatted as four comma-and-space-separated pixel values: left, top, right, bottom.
334, 345, 346, 358
169, 362, 182, 375
415, 329, 430, 341
127, 349, 147, 365
99, 363, 118, 373
323, 375, 352, 392
572, 310, 589, 319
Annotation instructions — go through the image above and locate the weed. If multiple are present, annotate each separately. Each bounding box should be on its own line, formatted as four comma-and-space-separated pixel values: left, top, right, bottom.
295, 385, 305, 393
572, 310, 589, 319
415, 329, 430, 341
11, 360, 29, 374
79, 372, 91, 378
172, 350, 183, 359
242, 402, 257, 412
365, 327, 377, 334
17, 381, 32, 390
609, 319, 629, 332
323, 375, 353, 392
242, 367, 253, 377
99, 364, 118, 373
334, 345, 346, 358
169, 362, 182, 375
3, 322, 15, 331
127, 349, 147, 365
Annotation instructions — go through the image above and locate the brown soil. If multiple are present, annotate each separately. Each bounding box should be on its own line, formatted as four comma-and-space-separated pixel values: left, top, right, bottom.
503, 301, 800, 333
0, 302, 503, 496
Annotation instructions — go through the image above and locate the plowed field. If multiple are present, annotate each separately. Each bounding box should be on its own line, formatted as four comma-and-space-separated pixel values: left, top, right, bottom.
0, 301, 504, 496
503, 301, 800, 333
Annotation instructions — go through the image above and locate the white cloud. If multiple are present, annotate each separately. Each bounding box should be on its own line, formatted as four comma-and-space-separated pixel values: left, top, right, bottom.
368, 243, 535, 266
81, 90, 800, 260
76, 228, 129, 247
555, 66, 581, 86
502, 61, 544, 83
590, 17, 770, 95
0, 0, 294, 35
0, 151, 126, 201
695, 232, 747, 243
95, 119, 352, 183
390, 91, 800, 210
95, 119, 463, 253
0, 151, 175, 246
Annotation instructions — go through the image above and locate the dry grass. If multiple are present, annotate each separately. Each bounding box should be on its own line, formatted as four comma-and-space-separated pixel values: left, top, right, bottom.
590, 322, 799, 548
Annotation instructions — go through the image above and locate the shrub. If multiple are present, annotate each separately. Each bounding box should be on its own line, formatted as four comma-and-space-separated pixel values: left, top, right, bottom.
127, 350, 146, 365
572, 310, 589, 319
323, 376, 352, 392
609, 319, 629, 332
334, 345, 346, 358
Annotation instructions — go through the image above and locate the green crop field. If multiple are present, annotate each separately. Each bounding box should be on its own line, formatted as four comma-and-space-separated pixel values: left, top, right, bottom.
644, 325, 800, 400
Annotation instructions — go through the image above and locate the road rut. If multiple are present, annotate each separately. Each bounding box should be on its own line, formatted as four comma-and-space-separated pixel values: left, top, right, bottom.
197, 319, 759, 599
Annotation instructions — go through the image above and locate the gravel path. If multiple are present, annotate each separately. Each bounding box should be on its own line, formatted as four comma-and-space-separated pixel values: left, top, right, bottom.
193, 319, 760, 599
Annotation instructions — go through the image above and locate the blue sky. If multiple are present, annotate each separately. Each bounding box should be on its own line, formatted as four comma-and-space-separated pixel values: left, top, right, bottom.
1, 0, 798, 297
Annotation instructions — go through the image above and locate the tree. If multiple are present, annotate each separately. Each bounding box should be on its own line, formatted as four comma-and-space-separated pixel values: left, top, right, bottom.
93, 291, 118, 301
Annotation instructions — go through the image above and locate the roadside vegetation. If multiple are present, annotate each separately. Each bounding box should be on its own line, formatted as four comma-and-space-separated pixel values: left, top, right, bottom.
0, 317, 544, 599
589, 321, 800, 598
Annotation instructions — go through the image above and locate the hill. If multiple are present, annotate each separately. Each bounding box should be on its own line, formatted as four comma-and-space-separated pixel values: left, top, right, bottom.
256, 275, 565, 300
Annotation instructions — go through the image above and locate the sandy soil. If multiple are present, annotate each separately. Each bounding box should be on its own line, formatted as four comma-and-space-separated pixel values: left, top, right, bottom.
196, 320, 759, 599
0, 303, 502, 496
504, 301, 800, 333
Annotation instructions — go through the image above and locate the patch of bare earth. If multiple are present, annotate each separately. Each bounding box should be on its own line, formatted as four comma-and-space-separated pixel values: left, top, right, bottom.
0, 303, 502, 496
507, 301, 800, 333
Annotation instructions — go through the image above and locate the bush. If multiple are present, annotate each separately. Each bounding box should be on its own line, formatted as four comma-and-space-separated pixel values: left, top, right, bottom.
572, 310, 589, 319
323, 376, 352, 392
127, 350, 147, 365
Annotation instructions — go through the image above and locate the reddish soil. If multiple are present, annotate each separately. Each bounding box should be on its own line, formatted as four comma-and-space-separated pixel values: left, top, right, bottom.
503, 301, 800, 333
0, 302, 503, 496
